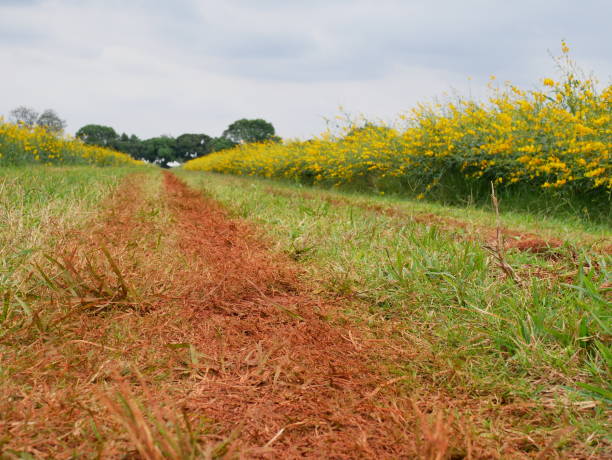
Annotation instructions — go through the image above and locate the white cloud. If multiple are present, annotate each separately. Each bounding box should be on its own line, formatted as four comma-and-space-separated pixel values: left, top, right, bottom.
1, 0, 610, 139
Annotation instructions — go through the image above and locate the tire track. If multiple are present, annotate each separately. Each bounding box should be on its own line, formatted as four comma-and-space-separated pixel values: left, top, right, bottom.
163, 172, 417, 458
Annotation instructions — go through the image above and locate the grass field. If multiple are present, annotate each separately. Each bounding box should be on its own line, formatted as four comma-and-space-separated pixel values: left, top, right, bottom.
177, 171, 611, 438
1, 164, 609, 458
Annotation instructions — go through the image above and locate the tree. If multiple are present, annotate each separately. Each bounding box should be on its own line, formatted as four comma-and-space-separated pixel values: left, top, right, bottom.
222, 118, 277, 144
37, 109, 66, 133
9, 106, 39, 127
9, 106, 67, 133
113, 133, 142, 158
210, 137, 237, 152
175, 133, 212, 161
141, 136, 177, 168
76, 124, 119, 147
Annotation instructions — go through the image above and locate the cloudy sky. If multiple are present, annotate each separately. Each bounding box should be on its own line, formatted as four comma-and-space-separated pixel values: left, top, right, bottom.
1, 0, 610, 140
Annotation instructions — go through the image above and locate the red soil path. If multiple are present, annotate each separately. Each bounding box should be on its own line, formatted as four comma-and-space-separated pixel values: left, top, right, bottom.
163, 172, 418, 458
162, 173, 602, 458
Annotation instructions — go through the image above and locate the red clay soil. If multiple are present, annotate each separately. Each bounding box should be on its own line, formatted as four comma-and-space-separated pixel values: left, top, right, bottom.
163, 172, 420, 458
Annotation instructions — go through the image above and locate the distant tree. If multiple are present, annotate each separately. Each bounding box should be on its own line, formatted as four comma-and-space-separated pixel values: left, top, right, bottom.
210, 137, 237, 152
70, 120, 267, 166
175, 133, 212, 161
36, 109, 66, 133
141, 136, 177, 168
222, 118, 277, 144
9, 106, 39, 127
113, 132, 142, 158
128, 134, 143, 158
76, 124, 119, 147
8, 106, 67, 133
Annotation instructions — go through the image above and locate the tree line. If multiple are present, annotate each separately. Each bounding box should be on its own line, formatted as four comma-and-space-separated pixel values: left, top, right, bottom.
75, 119, 279, 167
6, 106, 278, 167
8, 106, 67, 133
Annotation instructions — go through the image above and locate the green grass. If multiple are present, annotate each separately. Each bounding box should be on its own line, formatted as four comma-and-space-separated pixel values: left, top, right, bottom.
0, 166, 136, 301
177, 170, 611, 448
0, 165, 609, 455
181, 172, 611, 245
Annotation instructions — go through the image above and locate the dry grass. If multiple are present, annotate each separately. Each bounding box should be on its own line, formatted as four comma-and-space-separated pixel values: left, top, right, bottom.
0, 172, 220, 457
1, 168, 609, 458
0, 168, 130, 298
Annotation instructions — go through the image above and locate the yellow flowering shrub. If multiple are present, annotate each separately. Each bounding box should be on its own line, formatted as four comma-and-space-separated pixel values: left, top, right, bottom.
184, 46, 611, 199
0, 120, 142, 167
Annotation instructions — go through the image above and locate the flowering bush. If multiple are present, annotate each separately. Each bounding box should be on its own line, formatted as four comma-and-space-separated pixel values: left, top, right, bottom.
184, 45, 611, 201
0, 120, 141, 167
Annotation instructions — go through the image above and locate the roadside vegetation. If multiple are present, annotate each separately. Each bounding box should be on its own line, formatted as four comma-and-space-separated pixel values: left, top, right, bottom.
184, 45, 611, 222
178, 170, 611, 455
0, 120, 141, 167
4, 105, 279, 168
75, 118, 278, 167
0, 167, 136, 300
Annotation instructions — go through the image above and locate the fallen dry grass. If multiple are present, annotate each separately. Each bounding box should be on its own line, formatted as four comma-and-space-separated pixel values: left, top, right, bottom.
0, 173, 209, 457
1, 171, 608, 458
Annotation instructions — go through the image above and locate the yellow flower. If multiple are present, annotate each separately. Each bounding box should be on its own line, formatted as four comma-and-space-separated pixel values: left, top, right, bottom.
585, 167, 605, 178
561, 40, 570, 54
182, 64, 611, 196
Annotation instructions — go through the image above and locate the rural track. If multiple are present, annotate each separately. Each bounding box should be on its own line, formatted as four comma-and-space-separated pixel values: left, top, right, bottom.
161, 172, 418, 458
158, 172, 590, 459
4, 171, 600, 459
